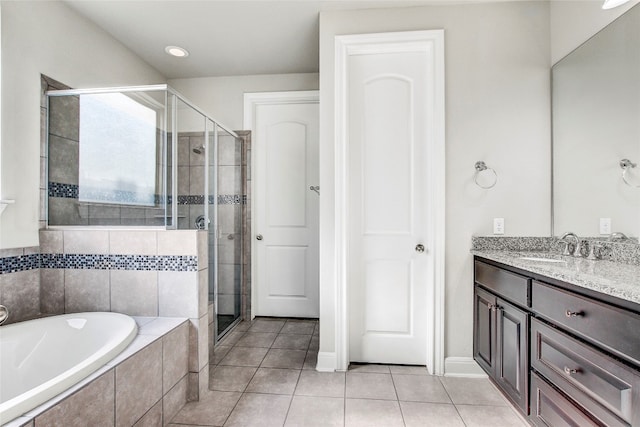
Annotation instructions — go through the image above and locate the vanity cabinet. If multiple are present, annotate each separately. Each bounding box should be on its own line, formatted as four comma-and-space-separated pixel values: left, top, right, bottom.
474, 257, 640, 427
473, 261, 530, 412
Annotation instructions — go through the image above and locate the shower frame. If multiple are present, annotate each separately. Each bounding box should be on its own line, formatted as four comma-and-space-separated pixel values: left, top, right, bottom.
46, 83, 243, 341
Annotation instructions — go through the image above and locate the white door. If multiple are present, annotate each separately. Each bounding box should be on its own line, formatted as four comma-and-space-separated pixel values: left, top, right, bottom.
245, 92, 319, 318
347, 45, 435, 364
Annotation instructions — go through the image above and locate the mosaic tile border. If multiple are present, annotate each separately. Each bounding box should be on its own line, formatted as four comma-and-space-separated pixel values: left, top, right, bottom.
0, 254, 41, 274
0, 253, 198, 274
48, 182, 246, 206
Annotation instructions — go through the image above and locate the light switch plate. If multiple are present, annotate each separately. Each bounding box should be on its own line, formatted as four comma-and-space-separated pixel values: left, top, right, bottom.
493, 218, 505, 235
599, 218, 611, 235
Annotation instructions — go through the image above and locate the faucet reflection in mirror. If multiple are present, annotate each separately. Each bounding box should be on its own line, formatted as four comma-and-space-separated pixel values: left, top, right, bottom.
620, 158, 640, 187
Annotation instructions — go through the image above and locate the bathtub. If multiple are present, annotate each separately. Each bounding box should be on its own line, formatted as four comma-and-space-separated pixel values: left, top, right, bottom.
0, 312, 137, 424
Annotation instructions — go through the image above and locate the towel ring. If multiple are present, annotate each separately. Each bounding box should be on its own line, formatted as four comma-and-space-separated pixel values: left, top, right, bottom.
620, 158, 640, 188
474, 161, 497, 189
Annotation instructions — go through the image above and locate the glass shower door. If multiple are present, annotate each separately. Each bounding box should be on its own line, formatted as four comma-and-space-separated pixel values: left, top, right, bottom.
211, 126, 243, 339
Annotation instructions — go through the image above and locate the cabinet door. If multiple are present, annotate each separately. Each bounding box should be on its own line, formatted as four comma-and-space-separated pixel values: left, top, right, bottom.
496, 298, 529, 413
474, 286, 497, 375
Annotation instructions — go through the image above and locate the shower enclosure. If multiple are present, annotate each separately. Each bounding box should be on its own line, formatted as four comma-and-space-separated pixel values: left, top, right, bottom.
46, 84, 245, 339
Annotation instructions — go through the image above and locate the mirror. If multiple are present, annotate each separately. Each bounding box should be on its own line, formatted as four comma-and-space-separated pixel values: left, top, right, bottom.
552, 3, 640, 239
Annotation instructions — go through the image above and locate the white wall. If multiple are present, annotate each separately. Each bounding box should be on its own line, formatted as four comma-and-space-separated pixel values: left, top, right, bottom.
318, 2, 551, 370
0, 1, 165, 248
550, 0, 640, 64
168, 73, 319, 131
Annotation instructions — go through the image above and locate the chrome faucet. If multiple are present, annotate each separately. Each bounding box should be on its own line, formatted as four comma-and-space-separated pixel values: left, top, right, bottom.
559, 232, 583, 257
0, 305, 8, 325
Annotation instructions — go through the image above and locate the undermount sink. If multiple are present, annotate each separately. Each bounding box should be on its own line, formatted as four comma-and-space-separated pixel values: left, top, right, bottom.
518, 255, 567, 263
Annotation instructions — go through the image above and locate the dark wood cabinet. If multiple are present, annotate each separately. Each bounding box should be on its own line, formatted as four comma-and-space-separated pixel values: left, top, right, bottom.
495, 298, 528, 412
474, 257, 640, 426
473, 262, 529, 413
473, 286, 496, 374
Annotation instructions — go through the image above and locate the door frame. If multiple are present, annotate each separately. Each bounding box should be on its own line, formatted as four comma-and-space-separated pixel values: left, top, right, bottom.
243, 90, 320, 320
334, 30, 446, 374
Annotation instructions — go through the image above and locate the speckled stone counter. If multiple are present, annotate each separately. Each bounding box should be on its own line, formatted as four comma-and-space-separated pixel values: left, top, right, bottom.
471, 249, 640, 306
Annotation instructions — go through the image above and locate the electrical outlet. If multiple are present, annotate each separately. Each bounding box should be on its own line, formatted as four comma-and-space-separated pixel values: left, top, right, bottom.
493, 218, 505, 235
599, 218, 612, 235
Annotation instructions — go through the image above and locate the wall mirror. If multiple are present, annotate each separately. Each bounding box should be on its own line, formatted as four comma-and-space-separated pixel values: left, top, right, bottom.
552, 3, 640, 240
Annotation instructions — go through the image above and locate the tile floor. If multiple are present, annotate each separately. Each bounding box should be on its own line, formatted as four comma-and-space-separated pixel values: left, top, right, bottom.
169, 318, 528, 427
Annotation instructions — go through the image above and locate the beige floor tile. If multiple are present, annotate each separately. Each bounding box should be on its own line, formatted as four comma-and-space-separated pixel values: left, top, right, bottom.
209, 365, 257, 392
346, 372, 397, 400
393, 374, 451, 403
170, 390, 241, 426
261, 348, 307, 369
439, 377, 507, 406
295, 370, 346, 398
245, 367, 301, 395
347, 364, 391, 374
345, 398, 403, 427
400, 401, 465, 427
217, 330, 245, 346
455, 404, 528, 427
248, 319, 285, 333
218, 346, 268, 367
285, 395, 345, 427
234, 320, 253, 332
235, 332, 278, 348
303, 351, 318, 370
272, 334, 312, 350
308, 336, 319, 351
281, 320, 316, 335
224, 393, 292, 427
389, 365, 430, 375
209, 345, 232, 365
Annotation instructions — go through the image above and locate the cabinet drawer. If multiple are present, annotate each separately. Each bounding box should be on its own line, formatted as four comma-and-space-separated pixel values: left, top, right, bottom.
531, 281, 640, 366
531, 318, 639, 426
530, 372, 599, 427
475, 261, 529, 307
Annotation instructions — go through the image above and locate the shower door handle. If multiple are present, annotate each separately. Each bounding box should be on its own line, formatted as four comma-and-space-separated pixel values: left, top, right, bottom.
256, 234, 263, 241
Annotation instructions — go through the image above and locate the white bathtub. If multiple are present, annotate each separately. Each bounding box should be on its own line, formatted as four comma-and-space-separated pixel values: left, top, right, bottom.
0, 312, 137, 425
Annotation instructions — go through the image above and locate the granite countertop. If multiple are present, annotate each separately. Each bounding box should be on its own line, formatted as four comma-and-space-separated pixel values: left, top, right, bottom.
472, 249, 640, 306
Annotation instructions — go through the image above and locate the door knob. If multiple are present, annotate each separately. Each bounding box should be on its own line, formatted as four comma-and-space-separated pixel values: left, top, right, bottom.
256, 234, 263, 241
415, 244, 425, 253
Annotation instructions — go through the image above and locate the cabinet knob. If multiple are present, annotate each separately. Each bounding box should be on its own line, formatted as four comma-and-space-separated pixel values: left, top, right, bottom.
415, 244, 425, 253
563, 366, 579, 376
256, 234, 263, 241
565, 310, 584, 318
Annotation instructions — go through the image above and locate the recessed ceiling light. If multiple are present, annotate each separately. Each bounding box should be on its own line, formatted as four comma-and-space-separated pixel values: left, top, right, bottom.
165, 45, 189, 58
602, 0, 630, 9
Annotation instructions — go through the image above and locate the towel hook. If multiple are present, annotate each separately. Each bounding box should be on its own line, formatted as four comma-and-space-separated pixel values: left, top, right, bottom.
474, 161, 497, 189
620, 158, 640, 188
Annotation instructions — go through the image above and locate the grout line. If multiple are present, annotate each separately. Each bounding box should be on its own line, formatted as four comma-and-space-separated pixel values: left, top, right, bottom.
438, 376, 468, 427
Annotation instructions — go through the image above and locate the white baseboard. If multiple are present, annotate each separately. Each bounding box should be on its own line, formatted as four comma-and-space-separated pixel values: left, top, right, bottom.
315, 351, 337, 372
444, 357, 487, 378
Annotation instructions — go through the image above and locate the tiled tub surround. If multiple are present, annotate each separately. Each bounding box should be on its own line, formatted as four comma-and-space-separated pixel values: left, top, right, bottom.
471, 237, 640, 305
4, 317, 189, 427
38, 229, 211, 401
0, 247, 41, 323
0, 230, 210, 403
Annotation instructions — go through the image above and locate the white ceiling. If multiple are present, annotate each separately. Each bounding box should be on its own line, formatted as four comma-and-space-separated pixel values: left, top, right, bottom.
64, 0, 533, 79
